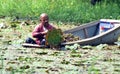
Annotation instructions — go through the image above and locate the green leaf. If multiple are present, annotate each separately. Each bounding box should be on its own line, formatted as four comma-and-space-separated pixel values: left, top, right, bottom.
95, 44, 108, 50
82, 45, 93, 49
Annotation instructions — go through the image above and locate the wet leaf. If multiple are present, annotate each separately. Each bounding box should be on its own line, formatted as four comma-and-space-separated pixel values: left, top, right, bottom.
82, 45, 93, 49
45, 59, 54, 62
70, 53, 81, 57
71, 49, 78, 53
114, 41, 120, 46
35, 51, 48, 55
62, 71, 79, 74
73, 43, 80, 49
61, 59, 70, 64
2, 40, 12, 45
95, 44, 108, 50
11, 24, 17, 28
20, 65, 30, 69
65, 44, 79, 50
7, 61, 19, 64
6, 66, 14, 71
50, 51, 60, 56
114, 68, 120, 72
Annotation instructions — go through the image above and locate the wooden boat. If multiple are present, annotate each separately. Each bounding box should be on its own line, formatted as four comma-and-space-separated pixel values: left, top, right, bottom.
22, 19, 120, 47
61, 19, 120, 46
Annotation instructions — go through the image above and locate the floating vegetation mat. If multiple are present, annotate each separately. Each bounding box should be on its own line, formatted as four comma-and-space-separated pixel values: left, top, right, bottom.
0, 18, 120, 74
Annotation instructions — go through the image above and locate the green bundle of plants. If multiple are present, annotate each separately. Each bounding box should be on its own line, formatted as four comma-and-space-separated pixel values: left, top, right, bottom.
45, 29, 63, 48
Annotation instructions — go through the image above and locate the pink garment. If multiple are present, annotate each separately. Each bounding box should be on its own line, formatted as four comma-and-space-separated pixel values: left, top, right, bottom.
32, 23, 54, 45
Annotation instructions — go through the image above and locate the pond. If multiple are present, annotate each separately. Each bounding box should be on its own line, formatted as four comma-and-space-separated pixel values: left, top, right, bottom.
0, 18, 120, 74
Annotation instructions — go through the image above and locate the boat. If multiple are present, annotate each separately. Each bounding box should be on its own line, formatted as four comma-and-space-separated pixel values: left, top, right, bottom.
61, 19, 120, 46
22, 43, 45, 48
22, 19, 120, 47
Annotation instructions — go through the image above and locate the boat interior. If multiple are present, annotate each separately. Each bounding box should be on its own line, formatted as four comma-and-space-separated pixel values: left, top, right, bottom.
64, 21, 100, 39
64, 19, 120, 40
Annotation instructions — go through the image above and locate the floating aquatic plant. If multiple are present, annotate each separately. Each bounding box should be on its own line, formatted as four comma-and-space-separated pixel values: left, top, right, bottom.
45, 29, 63, 48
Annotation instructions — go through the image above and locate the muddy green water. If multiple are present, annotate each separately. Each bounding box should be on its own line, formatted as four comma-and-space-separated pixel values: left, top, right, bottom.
0, 18, 120, 74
